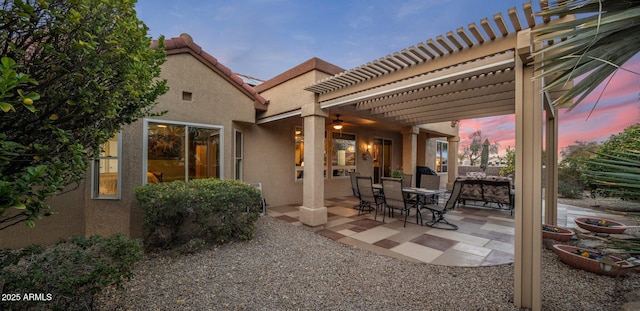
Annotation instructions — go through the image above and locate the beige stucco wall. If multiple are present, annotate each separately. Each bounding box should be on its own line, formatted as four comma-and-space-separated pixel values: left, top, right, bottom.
241, 113, 404, 207
258, 70, 333, 118
419, 121, 457, 137
0, 183, 87, 249
148, 54, 257, 181
0, 52, 459, 249
0, 53, 260, 249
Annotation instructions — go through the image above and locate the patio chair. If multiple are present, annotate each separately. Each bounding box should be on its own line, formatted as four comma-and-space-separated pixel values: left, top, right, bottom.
420, 174, 441, 204
355, 176, 383, 218
349, 171, 362, 209
420, 179, 462, 230
401, 173, 415, 202
402, 174, 413, 187
381, 177, 421, 227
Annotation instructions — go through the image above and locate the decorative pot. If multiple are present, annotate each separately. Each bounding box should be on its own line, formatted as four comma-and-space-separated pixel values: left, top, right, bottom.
542, 224, 574, 242
574, 217, 626, 234
552, 244, 633, 277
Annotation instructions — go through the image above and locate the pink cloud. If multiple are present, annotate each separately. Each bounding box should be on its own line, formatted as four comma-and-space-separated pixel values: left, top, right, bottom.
458, 55, 639, 159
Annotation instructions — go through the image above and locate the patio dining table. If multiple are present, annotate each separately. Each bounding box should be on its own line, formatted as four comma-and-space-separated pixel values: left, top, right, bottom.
373, 183, 446, 198
373, 183, 447, 225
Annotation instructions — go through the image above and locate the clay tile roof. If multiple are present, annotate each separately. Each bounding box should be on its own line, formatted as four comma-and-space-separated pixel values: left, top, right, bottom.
152, 33, 268, 111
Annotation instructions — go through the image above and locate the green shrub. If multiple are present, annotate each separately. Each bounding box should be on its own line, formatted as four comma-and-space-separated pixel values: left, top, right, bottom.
558, 181, 584, 199
134, 179, 262, 251
0, 234, 143, 311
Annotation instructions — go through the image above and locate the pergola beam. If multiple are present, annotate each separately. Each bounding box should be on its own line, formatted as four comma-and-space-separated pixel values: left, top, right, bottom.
320, 53, 514, 109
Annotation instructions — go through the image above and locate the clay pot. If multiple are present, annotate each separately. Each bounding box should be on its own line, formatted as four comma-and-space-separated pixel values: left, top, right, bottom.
542, 224, 574, 242
574, 217, 626, 234
552, 244, 633, 277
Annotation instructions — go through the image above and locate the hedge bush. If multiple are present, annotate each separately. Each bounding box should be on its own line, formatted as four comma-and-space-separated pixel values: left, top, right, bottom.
558, 181, 584, 199
134, 179, 262, 251
0, 234, 143, 311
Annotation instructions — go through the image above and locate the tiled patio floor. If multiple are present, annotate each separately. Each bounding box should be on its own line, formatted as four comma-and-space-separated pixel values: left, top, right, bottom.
266, 195, 632, 267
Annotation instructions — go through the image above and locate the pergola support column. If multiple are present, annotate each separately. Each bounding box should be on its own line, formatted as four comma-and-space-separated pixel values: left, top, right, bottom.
514, 29, 542, 311
401, 126, 419, 186
299, 102, 328, 227
447, 136, 460, 190
545, 105, 559, 225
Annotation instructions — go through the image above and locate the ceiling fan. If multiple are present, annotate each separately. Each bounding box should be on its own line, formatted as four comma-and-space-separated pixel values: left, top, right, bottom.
332, 114, 344, 130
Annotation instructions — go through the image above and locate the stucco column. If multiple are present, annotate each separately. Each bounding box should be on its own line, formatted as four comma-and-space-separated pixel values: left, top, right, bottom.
401, 126, 419, 186
545, 107, 559, 225
447, 136, 460, 190
298, 103, 328, 227
514, 29, 542, 311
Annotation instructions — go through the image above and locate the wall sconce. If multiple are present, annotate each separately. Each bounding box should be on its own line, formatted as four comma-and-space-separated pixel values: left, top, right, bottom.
362, 144, 372, 161
450, 120, 459, 128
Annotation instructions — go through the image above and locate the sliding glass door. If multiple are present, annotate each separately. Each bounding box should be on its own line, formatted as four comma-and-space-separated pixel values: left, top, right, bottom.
373, 138, 392, 184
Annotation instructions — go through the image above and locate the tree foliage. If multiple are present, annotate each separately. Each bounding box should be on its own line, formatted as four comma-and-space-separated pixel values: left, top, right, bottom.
596, 123, 640, 155
584, 123, 640, 200
462, 130, 500, 166
558, 140, 600, 187
0, 0, 168, 230
499, 147, 516, 177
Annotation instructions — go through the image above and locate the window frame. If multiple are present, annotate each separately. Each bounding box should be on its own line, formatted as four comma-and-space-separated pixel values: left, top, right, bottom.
234, 129, 243, 181
142, 118, 224, 184
294, 126, 327, 181
436, 140, 448, 173
91, 132, 122, 200
330, 131, 357, 179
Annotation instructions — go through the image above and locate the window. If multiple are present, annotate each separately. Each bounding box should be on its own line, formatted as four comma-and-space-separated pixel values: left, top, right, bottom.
331, 132, 356, 178
436, 140, 448, 173
234, 130, 243, 181
294, 126, 327, 181
145, 120, 222, 183
92, 132, 121, 199
294, 126, 304, 180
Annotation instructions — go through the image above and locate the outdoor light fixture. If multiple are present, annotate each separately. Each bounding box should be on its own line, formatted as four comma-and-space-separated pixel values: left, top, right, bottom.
450, 120, 459, 127
332, 114, 343, 130
599, 256, 617, 272
362, 144, 372, 161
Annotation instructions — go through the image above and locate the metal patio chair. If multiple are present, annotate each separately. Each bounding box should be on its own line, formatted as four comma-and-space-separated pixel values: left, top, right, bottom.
381, 177, 421, 227
349, 171, 362, 209
355, 176, 383, 218
420, 179, 462, 230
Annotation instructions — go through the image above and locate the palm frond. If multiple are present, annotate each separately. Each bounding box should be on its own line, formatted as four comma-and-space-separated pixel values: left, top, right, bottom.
584, 150, 640, 199
532, 0, 640, 110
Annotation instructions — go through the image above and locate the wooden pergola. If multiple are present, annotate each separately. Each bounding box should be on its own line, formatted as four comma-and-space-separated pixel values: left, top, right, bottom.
300, 1, 569, 310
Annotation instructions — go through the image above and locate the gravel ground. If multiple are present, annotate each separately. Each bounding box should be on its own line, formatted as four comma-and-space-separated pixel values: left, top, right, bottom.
96, 217, 640, 311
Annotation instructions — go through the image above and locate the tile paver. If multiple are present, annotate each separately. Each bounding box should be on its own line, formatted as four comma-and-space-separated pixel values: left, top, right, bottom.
267, 195, 633, 267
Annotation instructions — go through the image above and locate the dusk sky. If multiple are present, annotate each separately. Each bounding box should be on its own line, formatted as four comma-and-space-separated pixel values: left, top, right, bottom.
135, 0, 639, 158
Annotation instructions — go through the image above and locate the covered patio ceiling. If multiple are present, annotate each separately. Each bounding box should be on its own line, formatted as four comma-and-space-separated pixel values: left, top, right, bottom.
305, 1, 561, 126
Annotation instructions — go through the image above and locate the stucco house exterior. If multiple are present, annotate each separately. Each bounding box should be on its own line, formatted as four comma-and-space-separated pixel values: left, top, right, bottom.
0, 33, 457, 249
2, 1, 575, 308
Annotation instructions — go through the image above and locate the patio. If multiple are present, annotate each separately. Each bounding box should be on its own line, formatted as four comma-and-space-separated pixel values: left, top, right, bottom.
267, 195, 631, 267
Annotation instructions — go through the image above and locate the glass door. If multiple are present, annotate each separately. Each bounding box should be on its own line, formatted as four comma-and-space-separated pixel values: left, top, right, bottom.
373, 138, 392, 184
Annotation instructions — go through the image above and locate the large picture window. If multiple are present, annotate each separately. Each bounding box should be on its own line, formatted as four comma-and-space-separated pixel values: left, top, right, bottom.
294, 126, 327, 181
331, 132, 356, 178
436, 140, 448, 173
92, 132, 121, 199
145, 120, 222, 183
